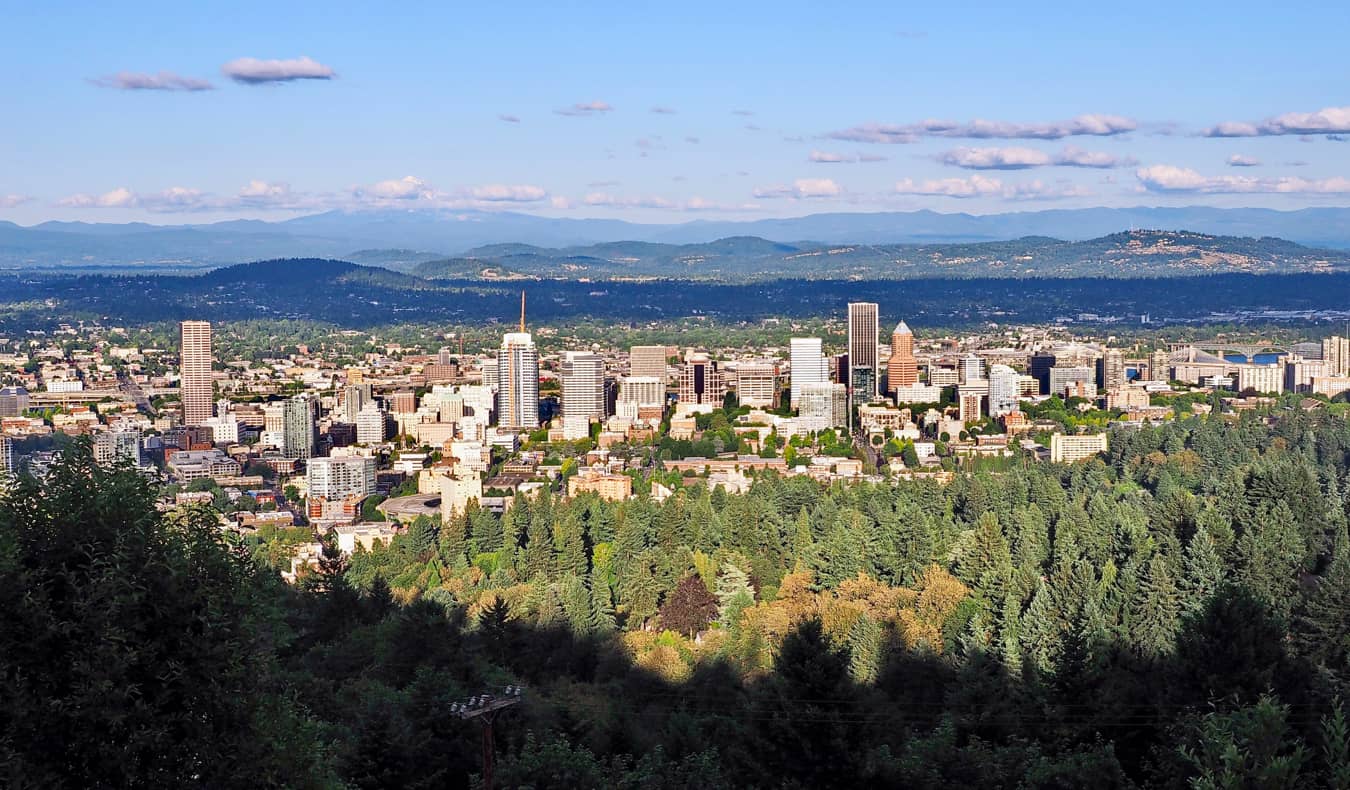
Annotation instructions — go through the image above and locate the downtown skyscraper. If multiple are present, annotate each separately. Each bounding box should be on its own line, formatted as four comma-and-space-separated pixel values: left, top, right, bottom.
497, 293, 540, 431
561, 351, 605, 440
179, 320, 213, 426
847, 302, 879, 404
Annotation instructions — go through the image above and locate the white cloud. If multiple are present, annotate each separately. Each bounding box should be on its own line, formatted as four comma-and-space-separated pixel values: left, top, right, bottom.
497, 113, 521, 123
1136, 164, 1350, 194
1227, 155, 1261, 168
582, 192, 673, 209
939, 147, 1051, 169
469, 184, 547, 202
732, 109, 755, 116
221, 56, 336, 85
938, 145, 1132, 170
858, 153, 888, 163
358, 176, 433, 201
549, 196, 572, 209
1204, 106, 1350, 137
829, 114, 1137, 143
89, 71, 213, 91
555, 100, 614, 116
894, 175, 1090, 200
0, 194, 33, 209
753, 178, 842, 199
809, 150, 852, 163
58, 187, 138, 208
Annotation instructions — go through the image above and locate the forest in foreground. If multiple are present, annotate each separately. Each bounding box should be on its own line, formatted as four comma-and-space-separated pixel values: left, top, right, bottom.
4, 406, 1350, 787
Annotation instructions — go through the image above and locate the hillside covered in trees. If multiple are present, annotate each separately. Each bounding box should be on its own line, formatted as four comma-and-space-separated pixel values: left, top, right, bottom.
5, 406, 1350, 787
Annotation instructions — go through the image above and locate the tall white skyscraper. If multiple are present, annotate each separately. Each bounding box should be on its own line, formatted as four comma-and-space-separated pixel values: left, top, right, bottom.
282, 394, 317, 460
561, 351, 605, 440
307, 456, 376, 501
179, 320, 213, 426
497, 309, 540, 431
790, 337, 828, 412
988, 364, 1021, 417
847, 303, 879, 403
960, 353, 985, 384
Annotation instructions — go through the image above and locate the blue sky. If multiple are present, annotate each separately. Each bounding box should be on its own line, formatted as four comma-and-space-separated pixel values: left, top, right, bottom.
3, 0, 1349, 224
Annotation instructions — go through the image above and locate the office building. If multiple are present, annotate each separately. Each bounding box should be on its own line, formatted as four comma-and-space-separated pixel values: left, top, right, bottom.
678, 352, 726, 407
1323, 336, 1350, 377
1149, 349, 1172, 382
988, 364, 1021, 417
0, 386, 30, 417
798, 382, 848, 432
1050, 433, 1108, 463
619, 376, 665, 407
390, 391, 417, 414
94, 430, 142, 467
307, 456, 376, 501
179, 320, 213, 426
497, 327, 540, 430
630, 345, 670, 381
1097, 349, 1126, 391
1029, 352, 1057, 394
339, 383, 371, 424
789, 338, 828, 412
562, 351, 605, 440
1236, 363, 1283, 395
1049, 365, 1097, 398
927, 365, 959, 388
0, 436, 13, 484
733, 362, 778, 408
847, 302, 879, 403
959, 391, 982, 423
282, 395, 317, 460
355, 402, 387, 445
886, 321, 918, 393
959, 353, 985, 385
481, 359, 500, 390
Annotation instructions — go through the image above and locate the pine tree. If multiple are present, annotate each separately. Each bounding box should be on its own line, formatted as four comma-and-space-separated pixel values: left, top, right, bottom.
588, 572, 617, 634
438, 511, 468, 569
716, 562, 754, 625
1180, 525, 1226, 614
1130, 552, 1182, 660
558, 573, 593, 635
470, 505, 501, 553
847, 613, 883, 684
555, 508, 589, 577
1293, 525, 1350, 673
523, 508, 555, 583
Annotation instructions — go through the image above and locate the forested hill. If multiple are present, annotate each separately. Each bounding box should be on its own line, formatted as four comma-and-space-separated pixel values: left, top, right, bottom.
4, 400, 1350, 786
407, 230, 1350, 281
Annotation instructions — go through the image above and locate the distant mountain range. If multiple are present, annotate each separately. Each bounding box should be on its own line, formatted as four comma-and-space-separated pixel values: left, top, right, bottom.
5, 205, 1350, 271
410, 231, 1350, 281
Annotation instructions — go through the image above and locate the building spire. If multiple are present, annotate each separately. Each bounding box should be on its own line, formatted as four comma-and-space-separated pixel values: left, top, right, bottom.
519, 290, 526, 333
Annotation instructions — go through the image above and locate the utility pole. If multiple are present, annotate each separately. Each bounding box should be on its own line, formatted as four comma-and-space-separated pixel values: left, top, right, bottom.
452, 685, 524, 790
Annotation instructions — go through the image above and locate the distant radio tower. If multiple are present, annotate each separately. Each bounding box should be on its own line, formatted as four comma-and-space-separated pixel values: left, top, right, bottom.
519, 290, 527, 333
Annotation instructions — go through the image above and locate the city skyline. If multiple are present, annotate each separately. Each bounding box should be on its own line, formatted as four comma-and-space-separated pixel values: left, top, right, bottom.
4, 2, 1350, 224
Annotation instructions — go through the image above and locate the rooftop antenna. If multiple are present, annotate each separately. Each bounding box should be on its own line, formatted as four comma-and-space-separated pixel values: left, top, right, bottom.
519, 290, 527, 333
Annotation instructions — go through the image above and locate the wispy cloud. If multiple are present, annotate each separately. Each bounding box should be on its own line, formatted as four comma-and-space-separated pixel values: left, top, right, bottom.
809, 150, 852, 163
583, 192, 673, 209
356, 176, 433, 201
732, 109, 755, 117
894, 175, 1091, 200
1203, 106, 1350, 137
1227, 155, 1261, 167
497, 113, 521, 123
89, 71, 214, 91
221, 56, 336, 85
469, 184, 547, 202
938, 145, 1134, 170
555, 100, 613, 117
828, 114, 1138, 144
1136, 164, 1350, 194
650, 105, 676, 114
684, 136, 701, 144
753, 178, 842, 199
0, 194, 33, 209
894, 30, 928, 39
57, 187, 139, 208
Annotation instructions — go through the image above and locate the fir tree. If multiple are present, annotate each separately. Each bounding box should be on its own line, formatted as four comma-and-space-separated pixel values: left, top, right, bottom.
1130, 552, 1182, 660
847, 613, 883, 684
